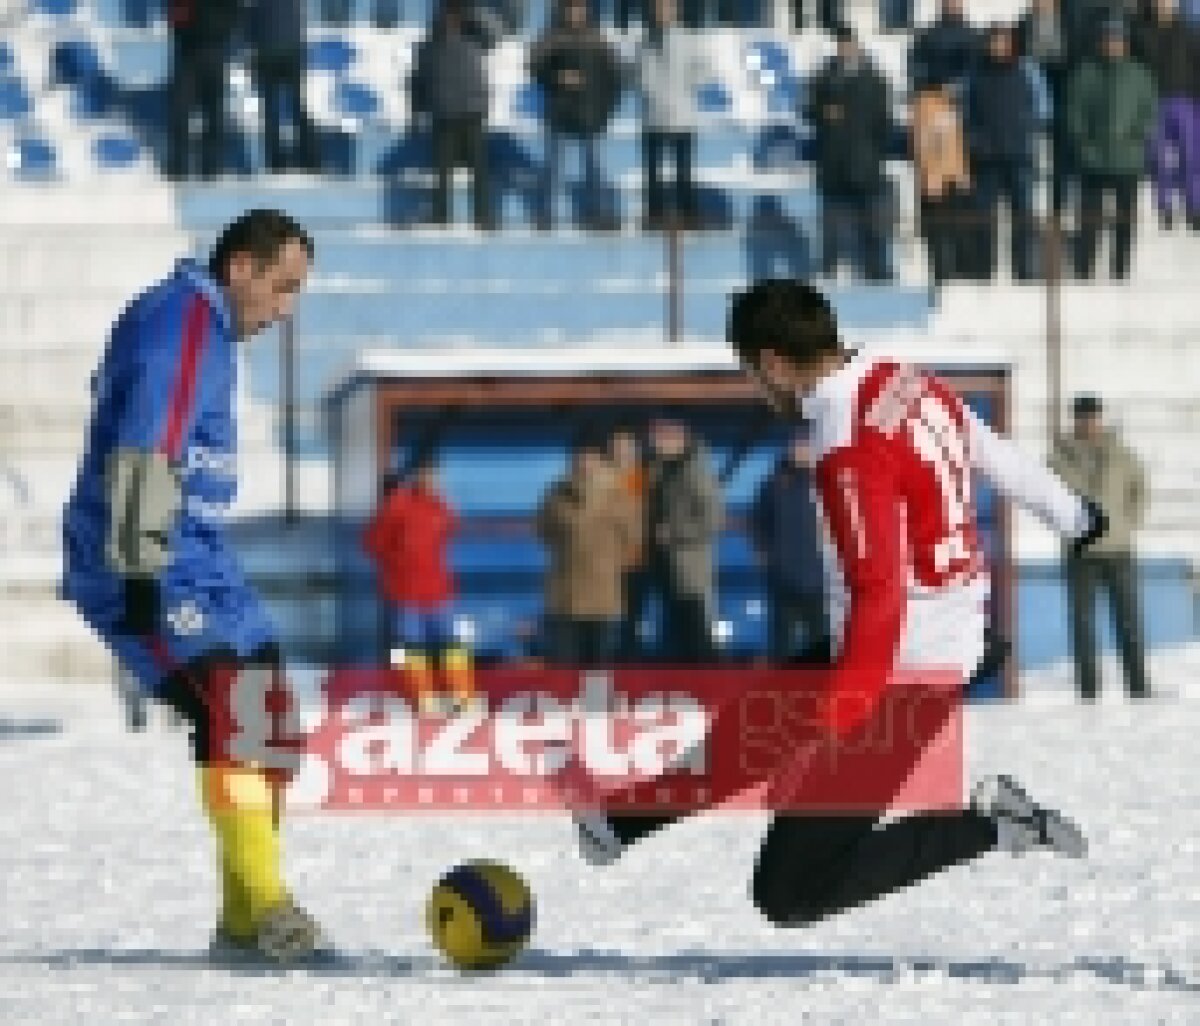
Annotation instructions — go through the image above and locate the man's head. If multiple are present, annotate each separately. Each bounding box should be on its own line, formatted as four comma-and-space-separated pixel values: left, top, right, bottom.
573, 427, 610, 477
412, 450, 440, 491
649, 416, 689, 459
1099, 19, 1128, 60
208, 208, 313, 340
1154, 0, 1176, 22
609, 424, 640, 468
987, 24, 1017, 63
654, 0, 678, 29
728, 280, 846, 417
1072, 394, 1104, 441
833, 24, 860, 63
940, 0, 965, 22
562, 0, 589, 29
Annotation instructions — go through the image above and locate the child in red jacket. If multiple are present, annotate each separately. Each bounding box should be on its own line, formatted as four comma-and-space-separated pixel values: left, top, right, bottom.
362, 453, 472, 714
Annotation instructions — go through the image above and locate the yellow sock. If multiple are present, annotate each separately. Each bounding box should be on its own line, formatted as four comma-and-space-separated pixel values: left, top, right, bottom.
393, 646, 437, 710
442, 645, 475, 706
199, 764, 286, 941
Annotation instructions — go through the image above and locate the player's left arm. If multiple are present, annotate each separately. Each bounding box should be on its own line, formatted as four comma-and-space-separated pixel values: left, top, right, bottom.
963, 406, 1092, 540
815, 444, 907, 738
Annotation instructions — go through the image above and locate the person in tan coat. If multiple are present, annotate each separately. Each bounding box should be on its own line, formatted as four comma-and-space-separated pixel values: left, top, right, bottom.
911, 83, 974, 284
1049, 394, 1149, 700
538, 430, 642, 666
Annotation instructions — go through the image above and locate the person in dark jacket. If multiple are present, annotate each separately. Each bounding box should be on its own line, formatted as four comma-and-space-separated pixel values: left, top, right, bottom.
645, 417, 723, 663
1067, 18, 1157, 278
966, 24, 1043, 280
166, 0, 240, 180
1019, 0, 1094, 217
909, 0, 982, 93
410, 1, 494, 229
247, 0, 320, 174
750, 431, 829, 665
529, 0, 626, 230
1135, 0, 1200, 230
806, 26, 894, 281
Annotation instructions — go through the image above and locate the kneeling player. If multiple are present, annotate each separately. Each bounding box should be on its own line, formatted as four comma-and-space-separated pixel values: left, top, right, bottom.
62, 210, 329, 963
569, 281, 1105, 928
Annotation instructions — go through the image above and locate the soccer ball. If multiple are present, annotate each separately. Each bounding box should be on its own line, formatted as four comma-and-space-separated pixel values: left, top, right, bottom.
426, 860, 535, 971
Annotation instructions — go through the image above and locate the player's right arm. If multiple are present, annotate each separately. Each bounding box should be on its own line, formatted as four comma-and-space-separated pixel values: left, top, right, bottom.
104, 290, 215, 624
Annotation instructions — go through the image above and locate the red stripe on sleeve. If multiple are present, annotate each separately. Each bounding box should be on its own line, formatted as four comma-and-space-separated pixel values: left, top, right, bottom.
160, 293, 210, 461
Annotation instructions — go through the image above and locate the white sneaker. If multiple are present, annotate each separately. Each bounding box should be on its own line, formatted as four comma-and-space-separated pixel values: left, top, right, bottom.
575, 810, 624, 867
971, 774, 1087, 858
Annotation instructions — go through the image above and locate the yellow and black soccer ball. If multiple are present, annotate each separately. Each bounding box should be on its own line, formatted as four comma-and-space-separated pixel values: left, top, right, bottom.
426, 860, 535, 971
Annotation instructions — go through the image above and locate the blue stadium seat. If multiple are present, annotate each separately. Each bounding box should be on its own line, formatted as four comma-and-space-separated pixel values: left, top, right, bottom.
0, 77, 32, 121
512, 82, 544, 121
746, 40, 792, 79
11, 136, 58, 179
93, 132, 141, 169
51, 39, 103, 87
696, 81, 733, 115
0, 42, 13, 74
309, 37, 358, 76
335, 80, 381, 120
32, 0, 79, 16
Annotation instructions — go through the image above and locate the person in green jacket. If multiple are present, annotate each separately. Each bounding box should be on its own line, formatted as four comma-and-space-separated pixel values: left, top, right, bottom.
1066, 18, 1157, 279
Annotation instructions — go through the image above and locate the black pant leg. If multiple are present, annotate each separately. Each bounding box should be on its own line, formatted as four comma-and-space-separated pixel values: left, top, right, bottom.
195, 47, 228, 179
466, 116, 492, 229
1067, 553, 1101, 699
675, 132, 697, 220
1077, 173, 1105, 278
431, 118, 455, 224
1111, 173, 1137, 278
167, 43, 200, 179
1102, 553, 1148, 697
752, 809, 996, 926
643, 130, 666, 222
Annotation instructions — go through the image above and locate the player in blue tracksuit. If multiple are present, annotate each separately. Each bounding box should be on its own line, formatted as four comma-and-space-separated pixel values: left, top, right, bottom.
61, 209, 329, 964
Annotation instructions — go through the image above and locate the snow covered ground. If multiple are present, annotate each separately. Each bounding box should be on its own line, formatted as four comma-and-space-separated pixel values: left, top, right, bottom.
1, 648, 1198, 1026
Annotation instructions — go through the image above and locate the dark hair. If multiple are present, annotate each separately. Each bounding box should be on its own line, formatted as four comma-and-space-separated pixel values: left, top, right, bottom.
727, 280, 842, 369
208, 208, 314, 282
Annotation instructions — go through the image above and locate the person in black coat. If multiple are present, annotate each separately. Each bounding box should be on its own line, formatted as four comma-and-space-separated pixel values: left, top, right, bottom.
909, 0, 982, 93
806, 27, 894, 281
529, 0, 626, 229
750, 430, 830, 666
166, 0, 240, 180
410, 1, 495, 229
248, 0, 320, 173
965, 23, 1042, 280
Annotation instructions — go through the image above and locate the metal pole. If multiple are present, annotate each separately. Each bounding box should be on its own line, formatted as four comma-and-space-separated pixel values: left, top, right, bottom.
666, 218, 682, 347
282, 314, 297, 524
1045, 216, 1063, 447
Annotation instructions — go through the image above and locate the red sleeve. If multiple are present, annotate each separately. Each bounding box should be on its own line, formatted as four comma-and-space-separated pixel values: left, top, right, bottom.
815, 442, 907, 738
362, 493, 402, 564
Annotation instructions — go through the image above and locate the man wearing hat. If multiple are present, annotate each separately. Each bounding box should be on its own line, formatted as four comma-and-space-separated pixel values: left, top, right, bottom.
1050, 395, 1149, 699
1065, 16, 1157, 278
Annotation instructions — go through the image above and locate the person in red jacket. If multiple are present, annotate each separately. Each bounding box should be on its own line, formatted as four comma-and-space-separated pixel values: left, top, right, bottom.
362, 452, 472, 713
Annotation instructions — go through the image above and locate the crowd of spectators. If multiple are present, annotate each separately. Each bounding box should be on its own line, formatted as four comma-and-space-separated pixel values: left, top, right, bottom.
150, 0, 1200, 278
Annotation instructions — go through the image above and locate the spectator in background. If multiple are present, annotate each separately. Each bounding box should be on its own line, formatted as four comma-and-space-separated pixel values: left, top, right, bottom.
965, 24, 1043, 281
909, 0, 981, 94
1134, 0, 1200, 231
362, 455, 474, 714
537, 430, 641, 666
410, 1, 495, 230
1067, 18, 1156, 279
806, 26, 894, 281
1049, 395, 1149, 701
609, 425, 651, 659
637, 0, 714, 230
790, 0, 843, 31
911, 80, 973, 284
879, 0, 914, 33
750, 429, 829, 665
529, 0, 626, 231
166, 0, 240, 180
248, 0, 320, 174
1020, 0, 1092, 220
645, 417, 723, 662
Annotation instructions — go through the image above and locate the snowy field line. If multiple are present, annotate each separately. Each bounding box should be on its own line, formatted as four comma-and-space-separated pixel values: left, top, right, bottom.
1, 648, 1198, 1025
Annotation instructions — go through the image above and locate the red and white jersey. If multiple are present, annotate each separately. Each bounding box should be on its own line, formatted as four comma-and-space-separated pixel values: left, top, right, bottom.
800, 354, 1089, 732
